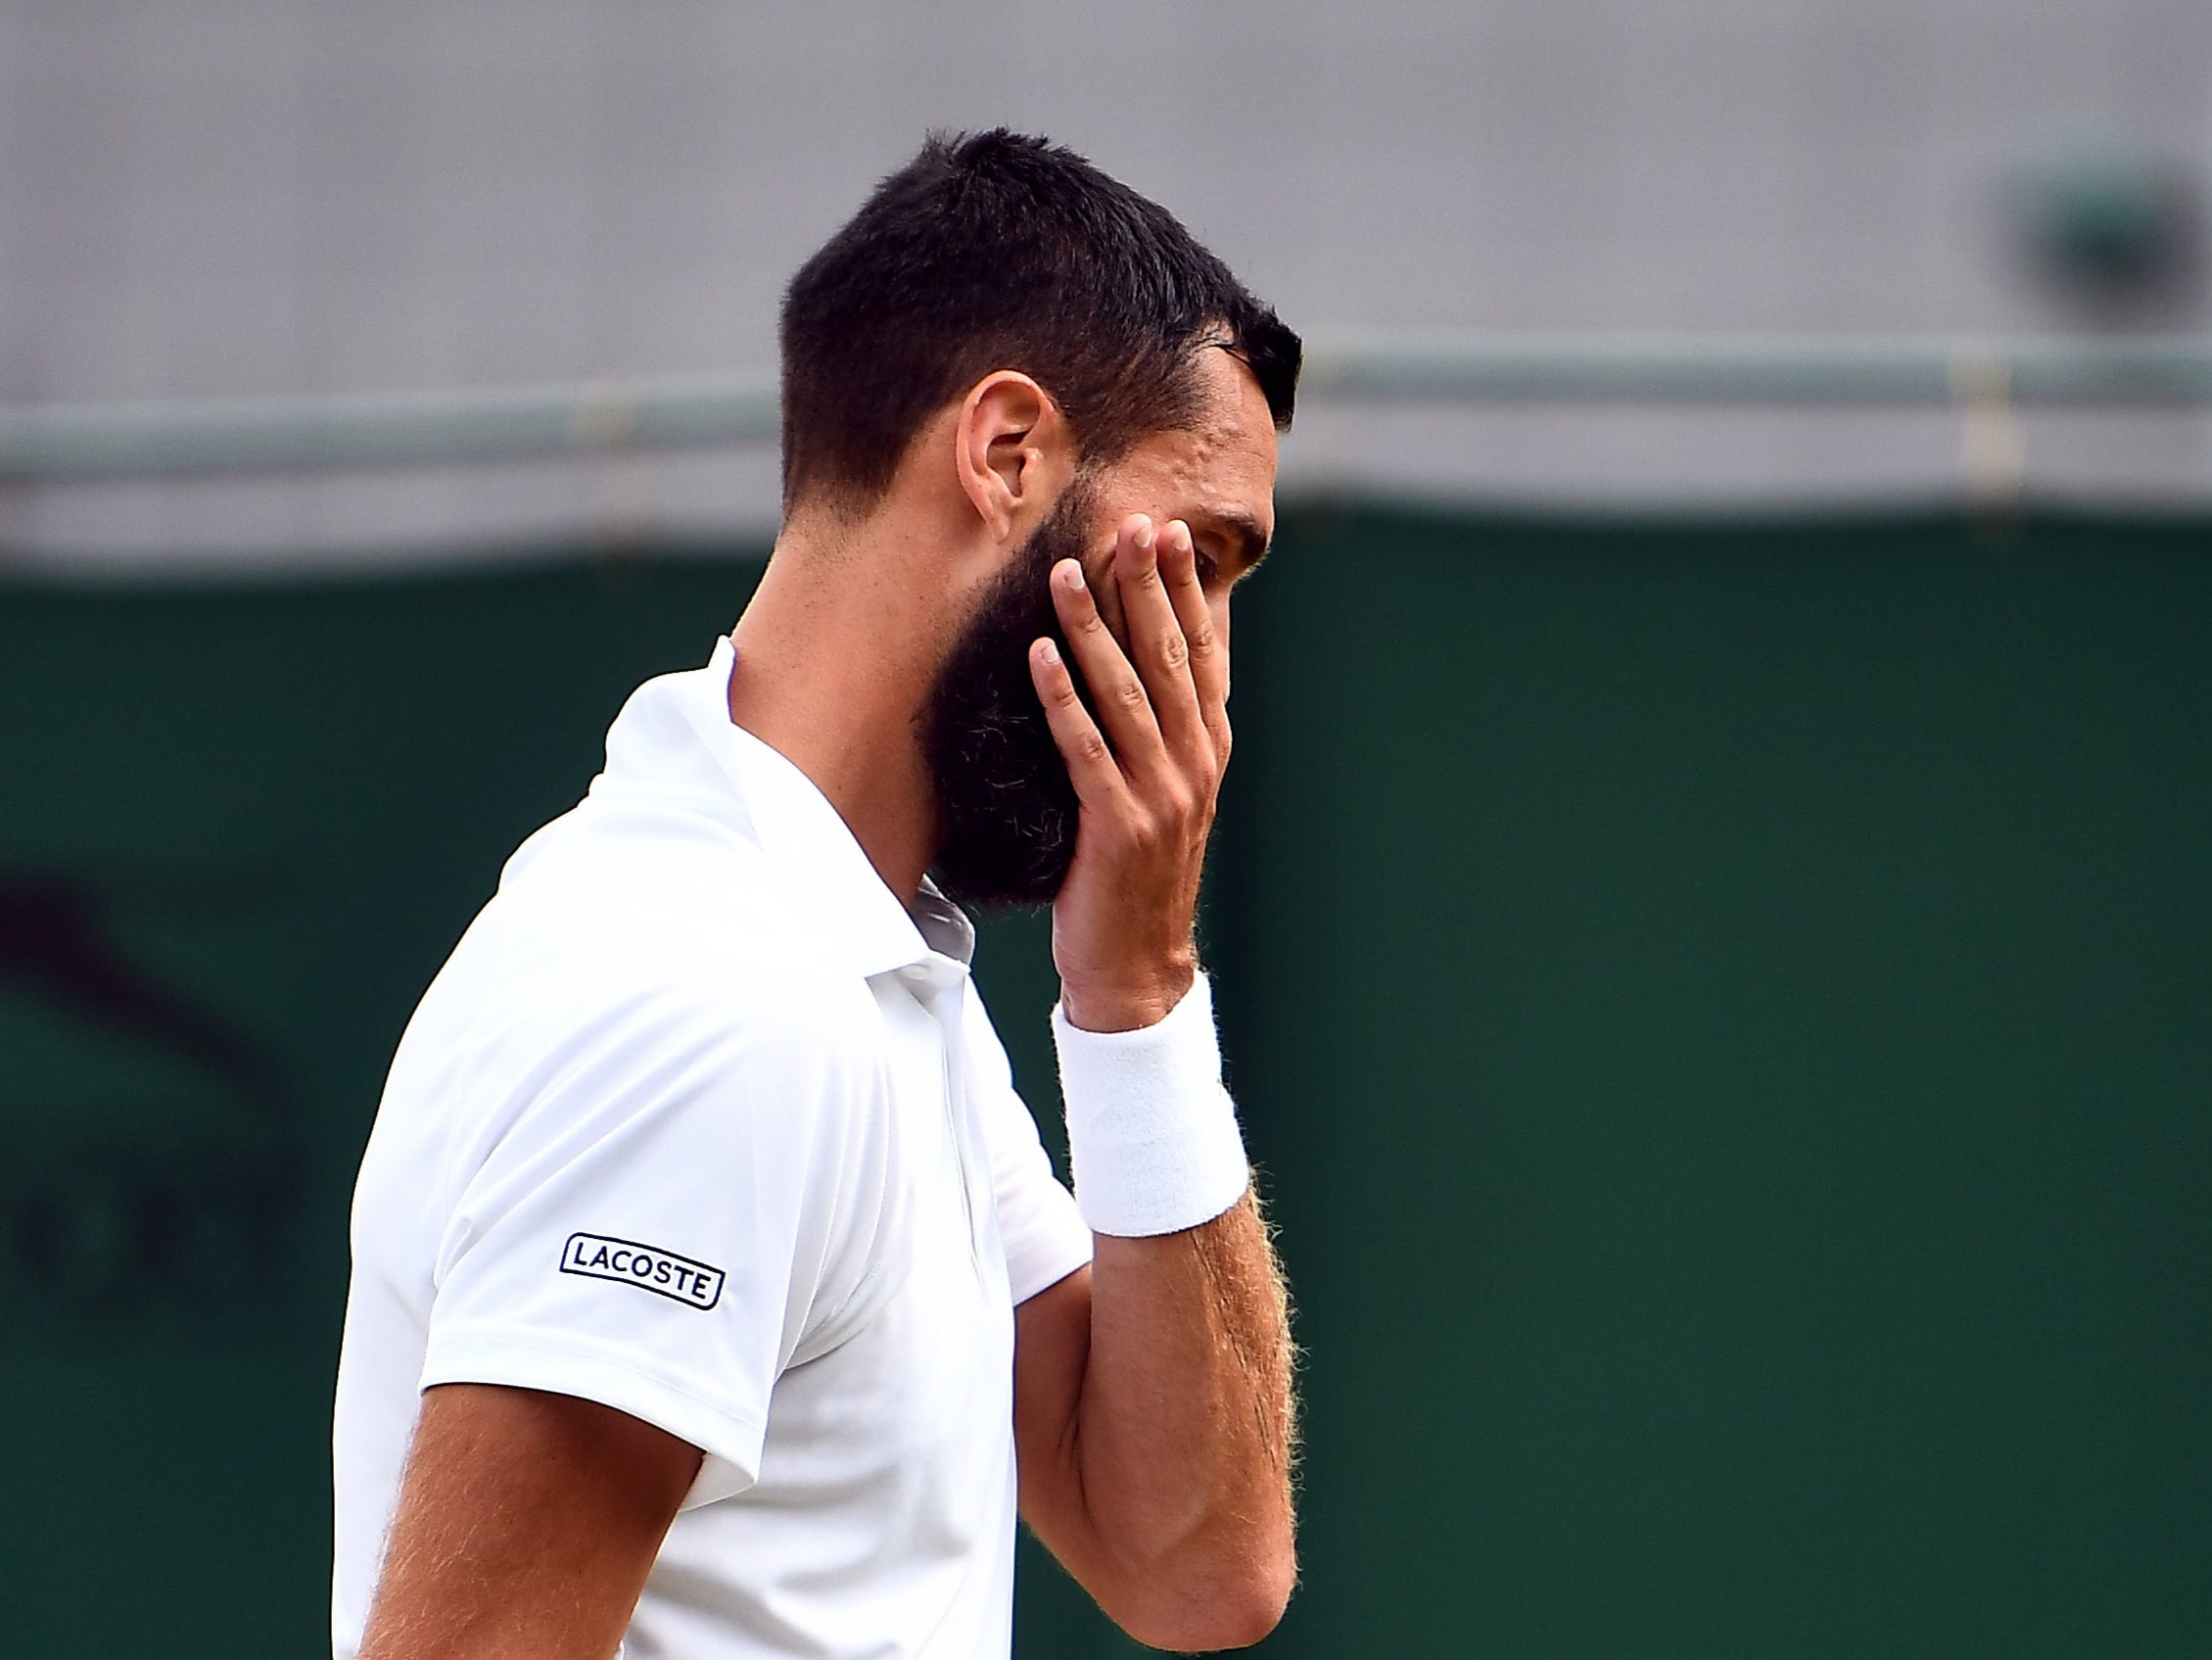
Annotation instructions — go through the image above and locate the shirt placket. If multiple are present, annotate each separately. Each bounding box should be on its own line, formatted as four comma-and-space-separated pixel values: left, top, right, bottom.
900, 963, 991, 1277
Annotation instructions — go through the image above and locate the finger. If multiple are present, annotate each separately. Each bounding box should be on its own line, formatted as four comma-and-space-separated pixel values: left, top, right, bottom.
1158, 521, 1231, 760
1090, 518, 1138, 653
1029, 636, 1130, 811
1119, 518, 1207, 764
1051, 555, 1165, 763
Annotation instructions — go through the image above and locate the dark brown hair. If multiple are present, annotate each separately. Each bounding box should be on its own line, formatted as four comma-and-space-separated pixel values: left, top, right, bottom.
778, 129, 1300, 512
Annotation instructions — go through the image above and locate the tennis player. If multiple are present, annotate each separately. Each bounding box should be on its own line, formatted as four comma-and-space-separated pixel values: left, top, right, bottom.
332, 129, 1300, 1659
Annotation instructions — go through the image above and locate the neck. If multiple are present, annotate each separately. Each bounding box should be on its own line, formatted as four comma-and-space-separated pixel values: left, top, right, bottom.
726, 508, 958, 904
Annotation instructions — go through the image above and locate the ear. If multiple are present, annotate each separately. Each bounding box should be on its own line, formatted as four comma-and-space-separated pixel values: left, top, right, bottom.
954, 371, 1069, 542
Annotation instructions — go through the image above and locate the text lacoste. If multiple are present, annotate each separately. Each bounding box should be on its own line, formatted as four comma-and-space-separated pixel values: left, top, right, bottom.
560, 1232, 725, 1310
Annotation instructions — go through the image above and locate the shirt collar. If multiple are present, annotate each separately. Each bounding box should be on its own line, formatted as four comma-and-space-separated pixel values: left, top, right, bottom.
600, 636, 973, 981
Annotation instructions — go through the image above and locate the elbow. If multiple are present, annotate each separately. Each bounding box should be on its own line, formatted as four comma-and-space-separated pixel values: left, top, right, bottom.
1208, 1554, 1296, 1650
1113, 1547, 1296, 1653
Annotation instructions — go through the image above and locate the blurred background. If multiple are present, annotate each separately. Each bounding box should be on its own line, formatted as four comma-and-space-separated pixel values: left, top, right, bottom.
2, 2, 2207, 1655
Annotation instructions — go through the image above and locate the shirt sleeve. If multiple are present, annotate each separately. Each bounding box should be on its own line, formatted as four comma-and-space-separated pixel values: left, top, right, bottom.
420, 975, 875, 1508
961, 985, 1094, 1304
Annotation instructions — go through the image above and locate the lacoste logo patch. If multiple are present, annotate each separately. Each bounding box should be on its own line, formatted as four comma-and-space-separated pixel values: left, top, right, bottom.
560, 1232, 725, 1310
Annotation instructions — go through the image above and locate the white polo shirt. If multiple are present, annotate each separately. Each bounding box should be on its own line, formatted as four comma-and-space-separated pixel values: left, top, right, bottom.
332, 638, 1096, 1660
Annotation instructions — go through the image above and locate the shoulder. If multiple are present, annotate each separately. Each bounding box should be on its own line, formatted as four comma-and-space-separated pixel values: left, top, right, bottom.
390, 851, 890, 1161
460, 799, 871, 1034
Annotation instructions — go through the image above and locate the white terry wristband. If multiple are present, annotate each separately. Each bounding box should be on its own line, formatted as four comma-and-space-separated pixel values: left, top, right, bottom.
1052, 972, 1249, 1238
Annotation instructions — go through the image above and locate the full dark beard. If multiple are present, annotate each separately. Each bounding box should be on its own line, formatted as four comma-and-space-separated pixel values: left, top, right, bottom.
919, 484, 1096, 912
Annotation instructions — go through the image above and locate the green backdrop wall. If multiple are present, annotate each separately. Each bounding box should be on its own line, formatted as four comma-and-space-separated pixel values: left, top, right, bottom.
2, 507, 2206, 1655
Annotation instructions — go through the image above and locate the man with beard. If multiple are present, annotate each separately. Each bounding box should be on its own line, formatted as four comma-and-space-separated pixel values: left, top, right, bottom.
332, 130, 1300, 1660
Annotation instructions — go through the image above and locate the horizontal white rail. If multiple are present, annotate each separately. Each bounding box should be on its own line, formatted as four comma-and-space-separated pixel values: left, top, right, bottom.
3, 336, 2209, 482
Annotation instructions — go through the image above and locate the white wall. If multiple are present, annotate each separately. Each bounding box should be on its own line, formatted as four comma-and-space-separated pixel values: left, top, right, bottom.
3, 0, 2208, 569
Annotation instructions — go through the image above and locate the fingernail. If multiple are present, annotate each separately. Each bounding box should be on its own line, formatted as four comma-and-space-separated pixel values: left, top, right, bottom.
1039, 638, 1060, 666
1062, 560, 1086, 592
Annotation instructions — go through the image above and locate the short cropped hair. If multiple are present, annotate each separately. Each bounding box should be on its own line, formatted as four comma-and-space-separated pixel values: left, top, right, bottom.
778, 129, 1301, 511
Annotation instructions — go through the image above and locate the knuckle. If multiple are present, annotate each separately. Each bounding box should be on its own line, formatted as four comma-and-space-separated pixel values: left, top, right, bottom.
1159, 632, 1190, 672
1075, 730, 1112, 767
1113, 676, 1150, 712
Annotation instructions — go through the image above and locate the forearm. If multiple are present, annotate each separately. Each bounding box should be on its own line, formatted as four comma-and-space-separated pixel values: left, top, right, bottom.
1019, 1186, 1296, 1652
1080, 1192, 1296, 1589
